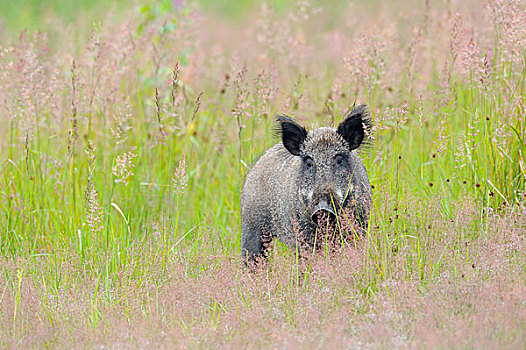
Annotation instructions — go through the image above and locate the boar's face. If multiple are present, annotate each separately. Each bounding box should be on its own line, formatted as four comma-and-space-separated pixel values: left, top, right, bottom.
277, 105, 369, 225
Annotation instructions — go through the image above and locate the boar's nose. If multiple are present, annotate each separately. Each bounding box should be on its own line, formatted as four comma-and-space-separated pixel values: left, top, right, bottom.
311, 198, 337, 225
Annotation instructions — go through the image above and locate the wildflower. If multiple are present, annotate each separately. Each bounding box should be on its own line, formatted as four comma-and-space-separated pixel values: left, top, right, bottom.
254, 71, 275, 119
416, 94, 427, 130
111, 97, 132, 144
68, 60, 79, 156
171, 62, 180, 108
191, 91, 204, 122
377, 102, 409, 132
152, 221, 162, 241
344, 33, 387, 94
434, 115, 449, 156
112, 147, 137, 186
489, 0, 526, 65
172, 154, 188, 196
86, 182, 104, 236
232, 66, 251, 124
449, 12, 481, 78
84, 144, 104, 235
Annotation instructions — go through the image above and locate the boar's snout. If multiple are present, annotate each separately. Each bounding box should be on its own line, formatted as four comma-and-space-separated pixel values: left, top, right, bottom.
311, 196, 338, 225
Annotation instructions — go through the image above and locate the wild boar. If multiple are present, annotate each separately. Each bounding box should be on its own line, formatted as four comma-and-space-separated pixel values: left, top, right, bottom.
241, 105, 373, 266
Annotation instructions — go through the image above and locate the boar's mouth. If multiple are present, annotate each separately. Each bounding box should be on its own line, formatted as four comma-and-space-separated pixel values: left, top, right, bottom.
311, 200, 338, 226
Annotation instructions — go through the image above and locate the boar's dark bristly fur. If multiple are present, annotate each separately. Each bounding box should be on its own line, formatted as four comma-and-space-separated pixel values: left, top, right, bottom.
241, 104, 373, 267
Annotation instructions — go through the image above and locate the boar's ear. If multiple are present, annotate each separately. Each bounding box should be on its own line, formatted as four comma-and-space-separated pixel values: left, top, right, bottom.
276, 115, 308, 156
337, 104, 370, 151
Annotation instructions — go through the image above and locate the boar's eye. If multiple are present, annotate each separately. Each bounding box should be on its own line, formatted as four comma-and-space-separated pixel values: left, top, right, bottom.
334, 154, 346, 167
304, 157, 314, 170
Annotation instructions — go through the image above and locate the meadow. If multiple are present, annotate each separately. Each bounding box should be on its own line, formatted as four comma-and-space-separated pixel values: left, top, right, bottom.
0, 0, 525, 348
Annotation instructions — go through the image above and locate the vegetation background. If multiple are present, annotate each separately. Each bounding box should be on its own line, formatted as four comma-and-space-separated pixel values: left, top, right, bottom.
0, 0, 525, 348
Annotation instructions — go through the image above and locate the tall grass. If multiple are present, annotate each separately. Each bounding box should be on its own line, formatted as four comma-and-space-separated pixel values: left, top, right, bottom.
0, 0, 525, 348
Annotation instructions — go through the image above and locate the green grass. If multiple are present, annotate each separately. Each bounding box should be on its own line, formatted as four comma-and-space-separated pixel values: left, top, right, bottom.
0, 0, 525, 348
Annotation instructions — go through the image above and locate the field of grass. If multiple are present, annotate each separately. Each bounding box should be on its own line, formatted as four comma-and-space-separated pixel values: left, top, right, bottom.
0, 0, 525, 348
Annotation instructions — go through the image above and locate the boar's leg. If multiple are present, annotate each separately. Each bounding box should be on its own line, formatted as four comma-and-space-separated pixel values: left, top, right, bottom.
241, 219, 273, 268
